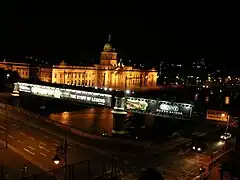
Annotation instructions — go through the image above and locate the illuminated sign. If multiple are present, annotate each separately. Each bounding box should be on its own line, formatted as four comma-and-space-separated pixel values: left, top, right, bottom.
15, 82, 112, 107
207, 110, 229, 122
125, 97, 192, 119
125, 99, 148, 111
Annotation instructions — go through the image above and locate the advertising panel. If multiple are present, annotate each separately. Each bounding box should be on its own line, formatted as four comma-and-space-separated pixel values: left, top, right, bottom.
17, 82, 112, 107
125, 98, 192, 119
207, 110, 229, 122
67, 92, 112, 107
18, 83, 31, 93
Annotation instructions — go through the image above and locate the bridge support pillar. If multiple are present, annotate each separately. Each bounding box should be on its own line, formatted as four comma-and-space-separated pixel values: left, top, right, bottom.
111, 97, 127, 136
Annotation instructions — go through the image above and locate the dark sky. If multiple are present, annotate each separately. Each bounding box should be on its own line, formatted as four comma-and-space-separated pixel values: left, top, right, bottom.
1, 2, 238, 67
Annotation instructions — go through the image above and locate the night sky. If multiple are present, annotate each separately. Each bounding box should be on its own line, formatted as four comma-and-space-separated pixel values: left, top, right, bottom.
1, 2, 238, 67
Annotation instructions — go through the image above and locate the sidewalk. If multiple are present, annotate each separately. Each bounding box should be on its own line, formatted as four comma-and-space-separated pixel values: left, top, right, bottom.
0, 146, 45, 180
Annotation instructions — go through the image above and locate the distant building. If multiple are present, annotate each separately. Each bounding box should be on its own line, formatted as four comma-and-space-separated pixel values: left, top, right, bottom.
0, 35, 158, 90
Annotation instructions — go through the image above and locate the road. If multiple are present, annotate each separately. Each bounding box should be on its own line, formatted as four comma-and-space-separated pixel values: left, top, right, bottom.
0, 104, 230, 179
0, 111, 112, 179
0, 147, 49, 180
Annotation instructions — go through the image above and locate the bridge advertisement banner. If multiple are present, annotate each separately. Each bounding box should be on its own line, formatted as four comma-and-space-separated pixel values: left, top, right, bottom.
16, 82, 112, 107
125, 98, 192, 119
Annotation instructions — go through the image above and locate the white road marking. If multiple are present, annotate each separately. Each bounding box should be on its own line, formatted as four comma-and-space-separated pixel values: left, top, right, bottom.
40, 142, 46, 146
68, 145, 76, 150
38, 146, 50, 152
40, 152, 47, 157
8, 135, 14, 139
24, 148, 35, 155
0, 125, 6, 130
28, 146, 35, 150
35, 162, 44, 168
30, 137, 35, 140
43, 148, 50, 153
12, 123, 19, 128
44, 136, 59, 143
51, 139, 60, 143
53, 143, 59, 147
0, 130, 4, 134
20, 132, 26, 136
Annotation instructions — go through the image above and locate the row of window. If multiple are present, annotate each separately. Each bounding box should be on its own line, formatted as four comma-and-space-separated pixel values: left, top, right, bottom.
54, 72, 95, 79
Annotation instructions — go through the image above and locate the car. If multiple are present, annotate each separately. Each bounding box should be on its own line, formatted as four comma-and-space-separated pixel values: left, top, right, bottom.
192, 142, 206, 153
220, 132, 231, 140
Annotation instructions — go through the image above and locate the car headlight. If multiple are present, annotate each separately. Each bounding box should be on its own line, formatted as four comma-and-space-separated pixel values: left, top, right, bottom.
193, 146, 195, 150
197, 148, 201, 151
224, 137, 227, 139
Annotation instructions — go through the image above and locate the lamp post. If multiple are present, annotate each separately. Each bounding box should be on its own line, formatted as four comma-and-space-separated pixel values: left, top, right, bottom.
125, 76, 127, 90
52, 138, 68, 168
5, 106, 8, 148
199, 167, 204, 180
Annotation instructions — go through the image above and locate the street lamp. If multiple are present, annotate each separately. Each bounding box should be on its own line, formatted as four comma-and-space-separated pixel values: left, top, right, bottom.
5, 105, 8, 148
52, 155, 61, 165
52, 138, 68, 167
199, 167, 204, 180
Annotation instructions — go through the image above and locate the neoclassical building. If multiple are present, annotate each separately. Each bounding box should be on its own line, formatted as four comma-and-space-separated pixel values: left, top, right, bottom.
0, 36, 158, 90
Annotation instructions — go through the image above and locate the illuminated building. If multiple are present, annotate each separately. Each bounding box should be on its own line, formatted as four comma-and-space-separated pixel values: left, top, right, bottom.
0, 35, 158, 90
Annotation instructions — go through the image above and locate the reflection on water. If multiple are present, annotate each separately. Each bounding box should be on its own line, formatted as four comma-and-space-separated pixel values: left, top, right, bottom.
49, 107, 114, 136
5, 86, 240, 138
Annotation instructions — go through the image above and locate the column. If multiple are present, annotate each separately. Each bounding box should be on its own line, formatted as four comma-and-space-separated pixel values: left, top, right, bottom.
111, 96, 127, 136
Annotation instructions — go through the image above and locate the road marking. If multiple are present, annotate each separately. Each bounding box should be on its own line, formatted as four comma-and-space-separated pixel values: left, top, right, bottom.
12, 123, 19, 128
68, 145, 76, 150
51, 139, 60, 143
20, 132, 26, 136
44, 136, 59, 143
40, 152, 47, 157
53, 143, 59, 147
39, 146, 50, 152
40, 142, 46, 146
24, 148, 35, 155
28, 146, 35, 150
30, 137, 35, 140
0, 125, 6, 130
8, 135, 14, 139
0, 130, 4, 134
35, 162, 44, 169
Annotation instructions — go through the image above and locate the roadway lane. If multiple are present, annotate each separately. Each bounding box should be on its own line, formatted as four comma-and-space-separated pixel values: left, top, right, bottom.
0, 114, 113, 178
0, 105, 219, 179
0, 147, 51, 180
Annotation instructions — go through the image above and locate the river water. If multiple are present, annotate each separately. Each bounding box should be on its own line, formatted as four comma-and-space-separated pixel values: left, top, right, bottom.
3, 86, 240, 139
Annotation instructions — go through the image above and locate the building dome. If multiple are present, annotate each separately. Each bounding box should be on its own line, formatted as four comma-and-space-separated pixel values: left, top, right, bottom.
103, 43, 113, 52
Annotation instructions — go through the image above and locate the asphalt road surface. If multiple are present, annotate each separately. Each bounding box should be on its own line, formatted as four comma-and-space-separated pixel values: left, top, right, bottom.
0, 147, 49, 180
0, 104, 228, 180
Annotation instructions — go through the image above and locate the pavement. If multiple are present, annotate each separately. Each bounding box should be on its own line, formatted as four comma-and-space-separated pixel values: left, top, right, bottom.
0, 145, 46, 180
0, 102, 232, 180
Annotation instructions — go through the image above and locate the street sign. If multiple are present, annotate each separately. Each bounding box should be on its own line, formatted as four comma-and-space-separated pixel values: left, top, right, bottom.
206, 110, 229, 122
